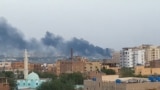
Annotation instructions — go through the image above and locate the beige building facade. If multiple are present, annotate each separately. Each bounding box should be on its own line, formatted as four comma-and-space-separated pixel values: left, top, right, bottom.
101, 65, 120, 74
84, 75, 119, 90
140, 45, 160, 62
120, 45, 160, 68
55, 56, 86, 75
84, 61, 101, 72
135, 66, 160, 76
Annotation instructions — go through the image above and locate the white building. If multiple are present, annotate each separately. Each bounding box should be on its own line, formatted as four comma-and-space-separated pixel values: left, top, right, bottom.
134, 49, 145, 66
120, 48, 145, 68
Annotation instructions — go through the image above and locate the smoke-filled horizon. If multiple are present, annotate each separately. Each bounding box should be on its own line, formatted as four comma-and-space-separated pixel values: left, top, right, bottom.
0, 17, 111, 58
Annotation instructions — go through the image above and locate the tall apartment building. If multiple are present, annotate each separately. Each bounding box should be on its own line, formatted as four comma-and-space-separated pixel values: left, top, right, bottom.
140, 44, 160, 62
120, 48, 145, 68
121, 44, 160, 68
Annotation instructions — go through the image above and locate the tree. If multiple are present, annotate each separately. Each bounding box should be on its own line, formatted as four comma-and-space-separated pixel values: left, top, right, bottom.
37, 72, 85, 90
101, 67, 116, 75
120, 67, 134, 77
37, 77, 74, 90
60, 72, 85, 85
34, 71, 57, 80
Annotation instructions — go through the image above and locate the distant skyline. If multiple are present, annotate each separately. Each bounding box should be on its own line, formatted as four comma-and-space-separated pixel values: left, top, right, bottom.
1, 0, 160, 50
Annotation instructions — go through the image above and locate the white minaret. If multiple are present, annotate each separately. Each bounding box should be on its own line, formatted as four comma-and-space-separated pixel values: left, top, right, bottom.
24, 49, 28, 79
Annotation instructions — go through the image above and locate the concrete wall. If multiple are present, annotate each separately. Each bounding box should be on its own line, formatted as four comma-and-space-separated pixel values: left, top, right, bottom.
101, 75, 119, 82
126, 82, 160, 90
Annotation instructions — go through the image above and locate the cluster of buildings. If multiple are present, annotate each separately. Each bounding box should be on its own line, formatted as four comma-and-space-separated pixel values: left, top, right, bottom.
55, 55, 120, 76
0, 57, 119, 76
0, 50, 49, 90
83, 44, 160, 90
0, 61, 42, 74
120, 44, 160, 68
1, 45, 160, 77
0, 49, 120, 90
1, 44, 160, 90
119, 44, 160, 76
84, 74, 160, 90
16, 50, 49, 90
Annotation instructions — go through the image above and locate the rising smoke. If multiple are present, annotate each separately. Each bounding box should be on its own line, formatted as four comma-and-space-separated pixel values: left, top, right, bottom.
0, 17, 111, 58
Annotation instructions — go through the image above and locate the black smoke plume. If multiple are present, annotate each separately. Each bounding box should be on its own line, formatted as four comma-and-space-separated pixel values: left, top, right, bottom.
0, 18, 27, 55
0, 18, 111, 58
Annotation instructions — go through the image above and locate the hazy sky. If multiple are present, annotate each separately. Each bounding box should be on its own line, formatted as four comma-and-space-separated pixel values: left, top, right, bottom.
0, 0, 160, 50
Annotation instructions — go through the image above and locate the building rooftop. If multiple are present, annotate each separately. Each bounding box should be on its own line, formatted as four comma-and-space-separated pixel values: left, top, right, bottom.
27, 72, 40, 80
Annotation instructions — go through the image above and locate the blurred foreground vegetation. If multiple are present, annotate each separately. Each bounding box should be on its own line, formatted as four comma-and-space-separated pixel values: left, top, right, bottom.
36, 72, 85, 90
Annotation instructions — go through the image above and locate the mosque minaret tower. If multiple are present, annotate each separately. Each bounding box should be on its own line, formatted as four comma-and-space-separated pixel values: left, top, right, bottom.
24, 49, 29, 79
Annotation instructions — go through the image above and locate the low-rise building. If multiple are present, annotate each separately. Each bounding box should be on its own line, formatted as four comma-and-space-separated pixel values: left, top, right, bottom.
86, 71, 105, 79
56, 56, 86, 75
12, 61, 29, 72
84, 75, 119, 90
33, 63, 42, 72
84, 61, 101, 72
0, 62, 12, 71
84, 74, 160, 90
44, 63, 57, 73
102, 60, 120, 74
135, 66, 160, 76
11, 61, 42, 73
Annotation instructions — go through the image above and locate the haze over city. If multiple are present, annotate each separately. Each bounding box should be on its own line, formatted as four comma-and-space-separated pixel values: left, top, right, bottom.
1, 0, 160, 50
